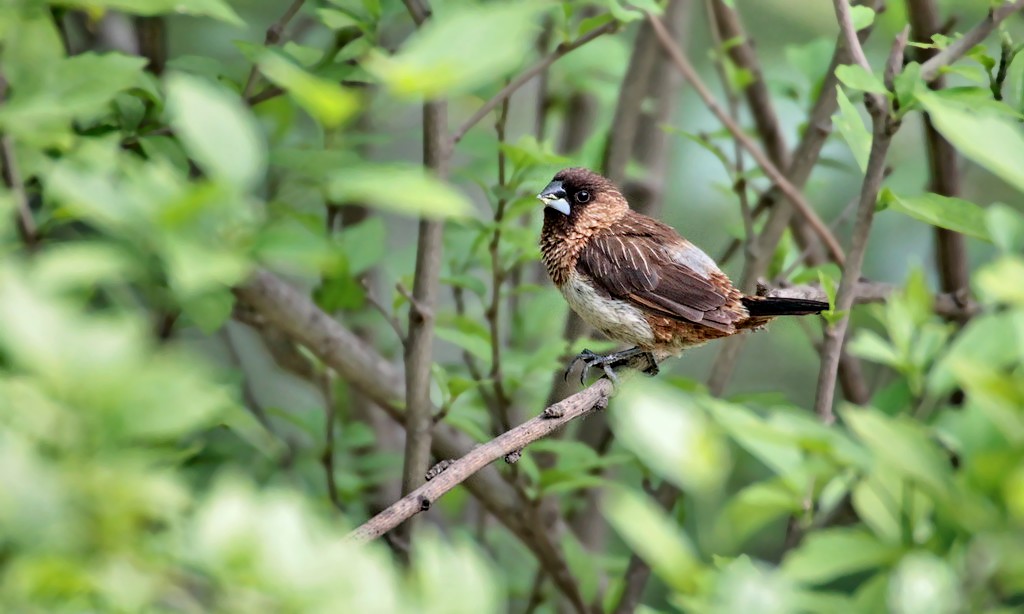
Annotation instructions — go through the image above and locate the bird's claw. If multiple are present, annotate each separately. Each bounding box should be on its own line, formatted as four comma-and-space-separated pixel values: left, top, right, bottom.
564, 347, 658, 387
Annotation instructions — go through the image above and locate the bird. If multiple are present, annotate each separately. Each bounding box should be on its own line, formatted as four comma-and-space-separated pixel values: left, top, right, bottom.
537, 167, 829, 384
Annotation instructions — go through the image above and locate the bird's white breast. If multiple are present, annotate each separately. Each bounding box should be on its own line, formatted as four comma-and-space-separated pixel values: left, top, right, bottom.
561, 271, 656, 347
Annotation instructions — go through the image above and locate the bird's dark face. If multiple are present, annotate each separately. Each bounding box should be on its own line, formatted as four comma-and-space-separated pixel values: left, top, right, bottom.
537, 168, 625, 232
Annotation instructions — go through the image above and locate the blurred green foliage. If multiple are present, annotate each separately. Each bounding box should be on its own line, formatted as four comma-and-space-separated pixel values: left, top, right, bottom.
0, 0, 1023, 612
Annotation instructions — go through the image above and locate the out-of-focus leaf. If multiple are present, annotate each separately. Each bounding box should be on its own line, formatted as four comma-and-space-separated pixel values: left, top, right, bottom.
842, 407, 952, 498
986, 203, 1024, 253
880, 189, 990, 241
930, 312, 1021, 395
435, 316, 491, 363
166, 72, 266, 190
715, 479, 799, 549
179, 287, 235, 333
59, 0, 244, 25
711, 557, 797, 614
849, 330, 901, 368
834, 85, 871, 172
782, 528, 902, 585
258, 53, 359, 127
853, 470, 934, 544
604, 487, 702, 594
409, 530, 501, 614
328, 165, 472, 219
976, 256, 1024, 306
368, 3, 542, 97
850, 5, 875, 30
918, 91, 1024, 193
613, 383, 730, 494
887, 552, 961, 614
836, 64, 887, 94
0, 53, 147, 143
337, 216, 387, 275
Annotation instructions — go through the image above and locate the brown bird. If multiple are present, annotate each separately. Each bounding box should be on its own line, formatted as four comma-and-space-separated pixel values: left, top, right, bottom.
538, 167, 828, 383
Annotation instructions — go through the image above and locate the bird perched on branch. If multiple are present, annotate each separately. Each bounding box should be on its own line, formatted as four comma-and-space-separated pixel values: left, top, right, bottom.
538, 167, 828, 384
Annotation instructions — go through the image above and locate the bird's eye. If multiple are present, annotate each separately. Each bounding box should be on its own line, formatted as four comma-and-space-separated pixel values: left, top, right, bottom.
575, 190, 591, 203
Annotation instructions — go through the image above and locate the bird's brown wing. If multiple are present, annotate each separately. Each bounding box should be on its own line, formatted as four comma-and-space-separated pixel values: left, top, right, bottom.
577, 220, 743, 332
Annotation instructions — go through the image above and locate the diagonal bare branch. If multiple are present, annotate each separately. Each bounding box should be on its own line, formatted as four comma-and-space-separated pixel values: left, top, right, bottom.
349, 379, 612, 541
646, 11, 846, 266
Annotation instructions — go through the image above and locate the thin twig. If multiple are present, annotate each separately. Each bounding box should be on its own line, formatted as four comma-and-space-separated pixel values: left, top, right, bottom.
362, 279, 407, 346
450, 21, 617, 146
833, 0, 874, 72
487, 94, 514, 433
1, 133, 36, 248
0, 77, 37, 248
241, 0, 307, 100
708, 0, 790, 167
919, 0, 1024, 81
705, 0, 756, 262
814, 30, 910, 424
348, 380, 612, 542
319, 371, 344, 512
402, 0, 429, 25
646, 11, 846, 266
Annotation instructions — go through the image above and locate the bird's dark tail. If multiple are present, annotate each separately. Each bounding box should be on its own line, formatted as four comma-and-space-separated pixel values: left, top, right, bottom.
741, 296, 829, 316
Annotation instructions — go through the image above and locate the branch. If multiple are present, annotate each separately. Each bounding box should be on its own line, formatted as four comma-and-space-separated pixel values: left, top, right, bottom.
833, 0, 874, 72
349, 380, 612, 542
486, 95, 515, 433
708, 0, 789, 167
707, 2, 884, 397
646, 12, 846, 266
814, 30, 910, 424
907, 0, 971, 313
450, 21, 617, 146
919, 0, 1024, 81
758, 279, 978, 319
241, 0, 307, 100
234, 270, 589, 608
0, 76, 37, 249
399, 106, 449, 549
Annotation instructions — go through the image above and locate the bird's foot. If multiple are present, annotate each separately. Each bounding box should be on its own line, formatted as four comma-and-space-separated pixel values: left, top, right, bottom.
564, 347, 659, 386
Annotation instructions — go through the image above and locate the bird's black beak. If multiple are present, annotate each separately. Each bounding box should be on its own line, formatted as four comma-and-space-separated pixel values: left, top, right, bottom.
537, 180, 571, 216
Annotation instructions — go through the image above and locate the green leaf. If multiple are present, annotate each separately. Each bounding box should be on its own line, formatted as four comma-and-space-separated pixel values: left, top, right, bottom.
180, 287, 235, 333
986, 203, 1024, 252
881, 189, 990, 241
894, 62, 922, 110
976, 255, 1024, 306
842, 407, 952, 498
603, 487, 702, 594
0, 53, 147, 143
612, 384, 730, 494
328, 165, 472, 219
166, 73, 266, 190
850, 5, 875, 30
258, 53, 359, 127
888, 552, 962, 614
930, 312, 1021, 395
836, 64, 888, 94
848, 330, 901, 368
715, 479, 800, 549
834, 85, 871, 172
918, 91, 1024, 193
782, 528, 902, 585
368, 3, 542, 97
60, 0, 244, 25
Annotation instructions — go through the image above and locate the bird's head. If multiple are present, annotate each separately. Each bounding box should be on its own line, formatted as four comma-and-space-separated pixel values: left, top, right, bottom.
537, 168, 627, 229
